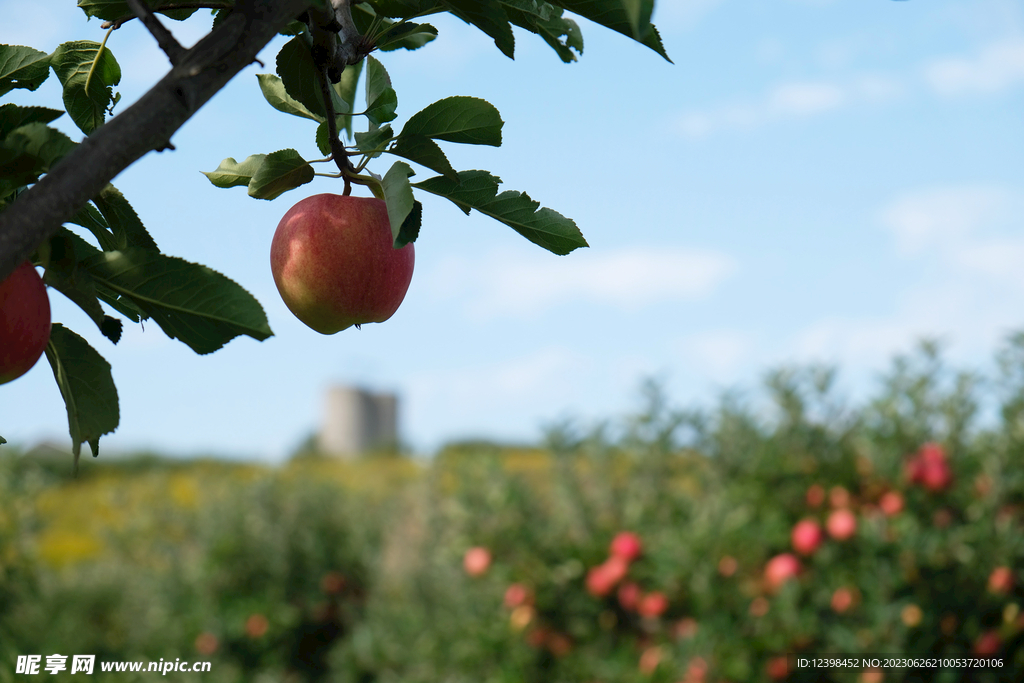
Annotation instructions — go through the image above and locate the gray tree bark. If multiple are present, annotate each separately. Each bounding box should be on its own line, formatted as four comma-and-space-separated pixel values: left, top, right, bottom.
0, 0, 312, 282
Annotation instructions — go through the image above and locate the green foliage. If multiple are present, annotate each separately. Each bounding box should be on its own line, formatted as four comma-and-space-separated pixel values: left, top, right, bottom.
2, 1, 667, 458
205, 0, 664, 254
43, 324, 118, 459
3, 341, 1024, 681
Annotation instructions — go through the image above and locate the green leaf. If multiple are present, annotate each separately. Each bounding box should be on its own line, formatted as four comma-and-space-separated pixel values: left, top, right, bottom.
364, 56, 398, 128
400, 96, 503, 146
247, 149, 314, 200
0, 123, 77, 197
49, 41, 122, 135
77, 0, 202, 21
59, 228, 145, 322
502, 2, 583, 62
376, 21, 439, 52
440, 0, 515, 59
257, 74, 325, 123
414, 170, 588, 255
381, 161, 416, 244
276, 37, 346, 121
365, 88, 398, 128
0, 435, 6, 445
93, 184, 159, 252
355, 124, 394, 159
334, 58, 363, 140
0, 104, 64, 139
363, 0, 439, 17
67, 202, 116, 251
390, 134, 457, 180
557, 0, 669, 61
80, 249, 274, 354
43, 232, 123, 344
396, 199, 422, 248
315, 121, 331, 156
45, 323, 119, 460
203, 154, 268, 189
0, 45, 51, 97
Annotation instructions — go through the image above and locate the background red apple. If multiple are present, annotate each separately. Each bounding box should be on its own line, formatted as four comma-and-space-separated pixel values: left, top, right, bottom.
791, 519, 823, 556
764, 553, 801, 592
974, 630, 1001, 655
0, 261, 51, 385
806, 484, 826, 507
831, 586, 854, 613
988, 566, 1013, 594
504, 583, 531, 608
879, 491, 903, 516
826, 508, 857, 541
270, 194, 414, 334
586, 555, 629, 597
609, 531, 643, 563
906, 442, 953, 492
463, 547, 491, 577
617, 581, 641, 611
637, 591, 669, 618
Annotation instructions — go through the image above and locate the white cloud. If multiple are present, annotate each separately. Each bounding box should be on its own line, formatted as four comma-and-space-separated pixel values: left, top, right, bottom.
767, 82, 846, 116
880, 186, 1013, 254
793, 185, 1024, 371
427, 246, 737, 318
677, 330, 752, 377
404, 346, 588, 443
676, 75, 902, 137
925, 39, 1024, 95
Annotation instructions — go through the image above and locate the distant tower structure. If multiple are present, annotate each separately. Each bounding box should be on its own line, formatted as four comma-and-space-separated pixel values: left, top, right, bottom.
319, 385, 399, 457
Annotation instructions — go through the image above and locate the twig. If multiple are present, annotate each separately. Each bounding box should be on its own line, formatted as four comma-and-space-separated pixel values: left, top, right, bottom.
0, 0, 312, 283
316, 65, 355, 194
126, 0, 186, 65
101, 2, 233, 30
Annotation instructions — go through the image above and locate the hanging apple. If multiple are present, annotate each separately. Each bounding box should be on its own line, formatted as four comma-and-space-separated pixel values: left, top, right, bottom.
270, 194, 415, 334
0, 261, 51, 385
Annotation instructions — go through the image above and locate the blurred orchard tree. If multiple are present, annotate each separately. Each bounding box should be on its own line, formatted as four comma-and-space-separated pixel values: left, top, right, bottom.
0, 0, 670, 465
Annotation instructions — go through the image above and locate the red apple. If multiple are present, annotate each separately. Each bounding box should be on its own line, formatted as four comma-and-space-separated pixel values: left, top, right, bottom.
270, 194, 414, 334
637, 591, 669, 618
504, 583, 531, 608
685, 657, 708, 683
0, 261, 50, 385
609, 531, 643, 563
906, 442, 953, 491
766, 655, 789, 680
791, 519, 824, 556
320, 571, 345, 594
463, 547, 491, 577
245, 613, 268, 638
764, 553, 801, 592
826, 508, 857, 541
617, 581, 641, 611
974, 630, 1001, 656
829, 486, 851, 509
806, 484, 826, 507
879, 491, 903, 517
988, 566, 1013, 594
586, 555, 629, 597
831, 586, 854, 613
194, 632, 218, 655
674, 617, 699, 639
546, 632, 572, 657
638, 646, 662, 674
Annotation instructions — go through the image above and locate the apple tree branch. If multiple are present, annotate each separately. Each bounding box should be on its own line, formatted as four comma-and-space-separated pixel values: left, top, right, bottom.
0, 0, 313, 283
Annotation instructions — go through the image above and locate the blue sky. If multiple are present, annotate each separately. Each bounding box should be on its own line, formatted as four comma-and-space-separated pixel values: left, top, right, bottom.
2, 0, 1024, 460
